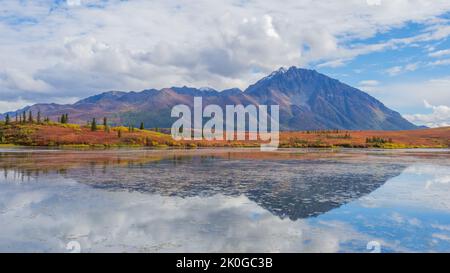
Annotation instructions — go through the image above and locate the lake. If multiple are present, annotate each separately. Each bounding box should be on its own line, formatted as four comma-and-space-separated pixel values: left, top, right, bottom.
0, 148, 449, 253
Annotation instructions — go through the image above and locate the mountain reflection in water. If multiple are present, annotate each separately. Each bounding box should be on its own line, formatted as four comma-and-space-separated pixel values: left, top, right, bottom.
1, 148, 449, 253
69, 158, 404, 220
0, 149, 404, 220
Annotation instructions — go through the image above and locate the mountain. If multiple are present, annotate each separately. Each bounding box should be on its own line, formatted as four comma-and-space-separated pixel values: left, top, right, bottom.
1, 67, 417, 130
245, 67, 417, 130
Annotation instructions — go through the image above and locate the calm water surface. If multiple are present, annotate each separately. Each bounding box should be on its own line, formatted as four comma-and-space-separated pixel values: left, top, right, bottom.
0, 148, 449, 253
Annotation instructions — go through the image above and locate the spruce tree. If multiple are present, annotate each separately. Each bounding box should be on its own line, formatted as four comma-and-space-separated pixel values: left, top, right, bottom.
140, 122, 144, 130
103, 117, 108, 131
37, 111, 41, 124
28, 111, 33, 123
118, 130, 122, 138
91, 118, 97, 131
22, 112, 26, 123
5, 114, 10, 125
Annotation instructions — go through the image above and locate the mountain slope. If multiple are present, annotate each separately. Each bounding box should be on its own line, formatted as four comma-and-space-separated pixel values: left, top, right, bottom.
1, 67, 417, 130
245, 67, 416, 130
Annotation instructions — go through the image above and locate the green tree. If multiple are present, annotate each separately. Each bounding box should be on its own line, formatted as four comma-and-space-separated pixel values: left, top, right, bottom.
37, 111, 41, 124
91, 118, 97, 131
140, 122, 144, 130
117, 129, 122, 138
22, 112, 26, 123
5, 114, 10, 125
103, 117, 108, 131
28, 111, 33, 123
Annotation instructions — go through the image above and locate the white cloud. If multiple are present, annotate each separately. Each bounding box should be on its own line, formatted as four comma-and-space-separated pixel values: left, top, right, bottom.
359, 80, 380, 86
1, 1, 450, 111
404, 101, 450, 128
386, 66, 403, 76
428, 49, 450, 58
0, 69, 52, 93
0, 99, 34, 113
429, 58, 450, 67
66, 0, 82, 7
317, 59, 349, 68
405, 62, 419, 72
365, 76, 450, 115
262, 15, 280, 39
360, 164, 450, 211
358, 80, 380, 92
385, 63, 419, 76
366, 0, 382, 6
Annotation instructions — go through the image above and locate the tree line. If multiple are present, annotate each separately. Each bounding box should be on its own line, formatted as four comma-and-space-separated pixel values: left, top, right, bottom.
3, 112, 151, 137
2, 111, 53, 125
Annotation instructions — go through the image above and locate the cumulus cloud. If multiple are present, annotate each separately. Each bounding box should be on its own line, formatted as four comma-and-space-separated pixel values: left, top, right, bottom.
0, 69, 52, 93
1, 1, 450, 110
0, 99, 35, 113
366, 76, 450, 114
404, 101, 450, 128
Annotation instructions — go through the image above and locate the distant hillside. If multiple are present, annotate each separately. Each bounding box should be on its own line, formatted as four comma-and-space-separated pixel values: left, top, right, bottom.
1, 67, 417, 131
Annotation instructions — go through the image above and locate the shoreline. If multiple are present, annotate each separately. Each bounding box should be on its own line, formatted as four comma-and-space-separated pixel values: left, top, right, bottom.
1, 144, 449, 153
0, 123, 449, 150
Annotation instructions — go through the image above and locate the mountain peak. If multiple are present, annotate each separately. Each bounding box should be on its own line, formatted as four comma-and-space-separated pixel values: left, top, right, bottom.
277, 67, 289, 74
260, 66, 320, 82
75, 90, 127, 104
264, 66, 289, 80
199, 87, 217, 92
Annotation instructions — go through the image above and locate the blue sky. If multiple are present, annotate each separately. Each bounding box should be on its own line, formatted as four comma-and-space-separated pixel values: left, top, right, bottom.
317, 21, 450, 111
1, 0, 450, 127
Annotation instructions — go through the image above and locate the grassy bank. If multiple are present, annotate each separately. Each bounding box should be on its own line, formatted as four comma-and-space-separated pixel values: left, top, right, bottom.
0, 121, 448, 149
